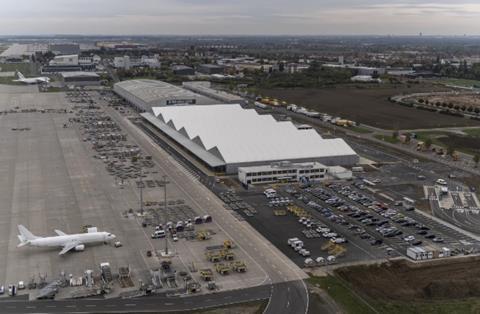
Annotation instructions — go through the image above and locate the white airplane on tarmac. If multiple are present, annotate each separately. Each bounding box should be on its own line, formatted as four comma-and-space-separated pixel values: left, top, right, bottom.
17, 225, 116, 255
13, 71, 50, 84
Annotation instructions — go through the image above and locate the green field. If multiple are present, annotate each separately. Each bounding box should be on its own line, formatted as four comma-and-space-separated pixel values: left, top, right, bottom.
463, 128, 480, 137
374, 134, 400, 144
308, 276, 376, 314
436, 78, 480, 88
415, 128, 480, 156
348, 126, 373, 134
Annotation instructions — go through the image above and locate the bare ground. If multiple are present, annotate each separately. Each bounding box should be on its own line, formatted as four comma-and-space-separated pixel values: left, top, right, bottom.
260, 85, 480, 129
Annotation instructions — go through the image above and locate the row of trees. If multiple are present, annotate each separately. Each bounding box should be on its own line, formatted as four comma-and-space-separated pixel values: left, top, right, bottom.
250, 61, 353, 88
417, 99, 480, 114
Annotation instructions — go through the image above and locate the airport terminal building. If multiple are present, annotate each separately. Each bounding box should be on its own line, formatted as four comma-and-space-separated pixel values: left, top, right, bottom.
113, 79, 216, 112
141, 104, 359, 174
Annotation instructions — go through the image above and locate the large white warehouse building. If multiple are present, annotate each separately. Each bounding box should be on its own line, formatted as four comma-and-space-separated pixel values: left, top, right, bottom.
141, 104, 359, 174
113, 79, 216, 112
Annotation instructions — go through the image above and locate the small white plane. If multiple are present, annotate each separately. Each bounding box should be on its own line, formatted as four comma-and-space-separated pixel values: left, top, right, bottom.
13, 71, 50, 84
17, 225, 116, 255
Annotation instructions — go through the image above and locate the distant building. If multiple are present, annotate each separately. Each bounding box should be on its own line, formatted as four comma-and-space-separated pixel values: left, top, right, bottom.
48, 43, 80, 55
197, 64, 224, 75
172, 65, 194, 76
50, 54, 78, 66
42, 54, 96, 73
113, 79, 216, 112
322, 64, 386, 76
286, 63, 309, 74
351, 75, 381, 83
60, 71, 100, 87
96, 42, 146, 50
182, 81, 246, 105
113, 55, 161, 70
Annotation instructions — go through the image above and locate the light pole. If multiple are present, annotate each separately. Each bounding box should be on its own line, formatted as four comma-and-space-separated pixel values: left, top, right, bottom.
161, 175, 170, 255
139, 167, 144, 214
164, 175, 169, 255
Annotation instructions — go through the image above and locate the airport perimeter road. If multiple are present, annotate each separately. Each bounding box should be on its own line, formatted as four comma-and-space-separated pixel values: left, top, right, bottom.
103, 105, 309, 314
0, 285, 270, 313
265, 280, 310, 314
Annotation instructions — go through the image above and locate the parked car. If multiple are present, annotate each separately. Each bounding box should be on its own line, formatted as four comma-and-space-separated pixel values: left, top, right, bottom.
370, 239, 383, 246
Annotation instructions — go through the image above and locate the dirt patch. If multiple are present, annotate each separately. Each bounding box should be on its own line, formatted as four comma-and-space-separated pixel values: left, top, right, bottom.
260, 85, 480, 129
335, 257, 480, 301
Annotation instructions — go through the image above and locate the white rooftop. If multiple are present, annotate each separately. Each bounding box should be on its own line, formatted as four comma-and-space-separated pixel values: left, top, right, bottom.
114, 79, 214, 107
152, 104, 357, 165
61, 71, 99, 78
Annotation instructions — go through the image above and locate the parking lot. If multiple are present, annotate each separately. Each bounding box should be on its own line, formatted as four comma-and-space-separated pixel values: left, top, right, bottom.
315, 182, 479, 253
229, 188, 387, 267
228, 177, 480, 268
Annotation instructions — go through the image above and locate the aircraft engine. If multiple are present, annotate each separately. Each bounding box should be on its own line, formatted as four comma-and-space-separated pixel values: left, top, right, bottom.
74, 244, 85, 251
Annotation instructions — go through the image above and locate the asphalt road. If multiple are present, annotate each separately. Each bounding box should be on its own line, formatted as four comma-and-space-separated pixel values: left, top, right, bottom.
0, 284, 271, 313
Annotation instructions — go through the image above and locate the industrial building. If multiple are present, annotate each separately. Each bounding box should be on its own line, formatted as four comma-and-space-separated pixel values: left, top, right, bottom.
172, 65, 194, 76
42, 54, 96, 73
197, 64, 225, 75
113, 79, 216, 112
182, 81, 246, 105
113, 55, 161, 69
48, 43, 80, 55
238, 162, 328, 185
141, 104, 359, 174
60, 71, 100, 87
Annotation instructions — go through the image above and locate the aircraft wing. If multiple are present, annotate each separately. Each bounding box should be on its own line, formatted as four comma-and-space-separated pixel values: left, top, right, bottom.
54, 229, 67, 236
59, 241, 81, 255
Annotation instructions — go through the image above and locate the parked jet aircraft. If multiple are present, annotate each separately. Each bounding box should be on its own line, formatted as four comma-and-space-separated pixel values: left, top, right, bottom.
17, 225, 116, 255
13, 71, 50, 84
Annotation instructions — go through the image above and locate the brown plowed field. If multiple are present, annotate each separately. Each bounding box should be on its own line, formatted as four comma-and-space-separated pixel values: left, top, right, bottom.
260, 86, 480, 129
336, 257, 480, 301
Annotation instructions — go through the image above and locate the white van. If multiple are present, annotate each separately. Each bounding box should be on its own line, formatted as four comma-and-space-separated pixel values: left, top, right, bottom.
436, 179, 447, 186
264, 188, 277, 198
288, 237, 300, 246
327, 255, 336, 263
151, 230, 165, 239
291, 240, 304, 250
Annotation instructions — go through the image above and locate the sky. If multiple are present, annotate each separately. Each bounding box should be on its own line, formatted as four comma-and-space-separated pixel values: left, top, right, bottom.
0, 0, 479, 35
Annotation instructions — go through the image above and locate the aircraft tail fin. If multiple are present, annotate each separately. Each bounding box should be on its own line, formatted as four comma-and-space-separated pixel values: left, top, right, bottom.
17, 71, 25, 80
18, 225, 39, 241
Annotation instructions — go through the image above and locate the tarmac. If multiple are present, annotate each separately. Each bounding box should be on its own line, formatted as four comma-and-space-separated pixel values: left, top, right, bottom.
0, 88, 308, 314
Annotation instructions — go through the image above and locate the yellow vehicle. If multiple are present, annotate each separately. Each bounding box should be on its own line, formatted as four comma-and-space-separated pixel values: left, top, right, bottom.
205, 251, 222, 263
199, 269, 214, 281
197, 230, 212, 241
215, 263, 231, 275
230, 261, 247, 272
220, 249, 235, 261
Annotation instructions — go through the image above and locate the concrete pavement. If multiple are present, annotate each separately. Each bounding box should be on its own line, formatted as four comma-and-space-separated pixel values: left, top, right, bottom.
103, 104, 310, 314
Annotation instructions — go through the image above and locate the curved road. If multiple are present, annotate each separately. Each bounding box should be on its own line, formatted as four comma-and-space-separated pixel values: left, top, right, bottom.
0, 281, 310, 314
